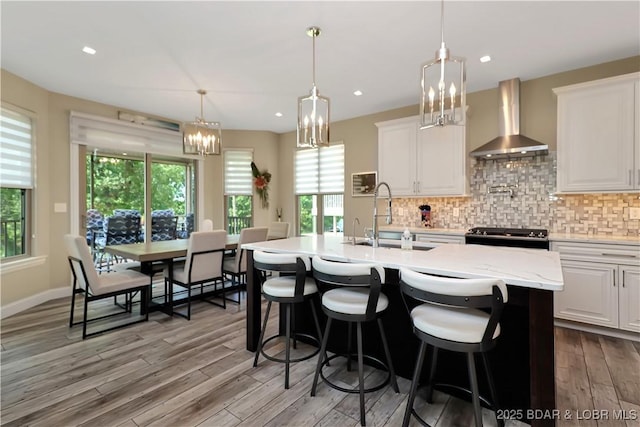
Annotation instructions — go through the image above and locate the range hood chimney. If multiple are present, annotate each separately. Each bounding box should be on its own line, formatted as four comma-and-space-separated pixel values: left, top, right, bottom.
470, 78, 548, 159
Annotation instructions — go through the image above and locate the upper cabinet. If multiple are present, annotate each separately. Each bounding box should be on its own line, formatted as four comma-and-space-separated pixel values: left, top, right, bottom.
554, 72, 639, 193
376, 116, 467, 197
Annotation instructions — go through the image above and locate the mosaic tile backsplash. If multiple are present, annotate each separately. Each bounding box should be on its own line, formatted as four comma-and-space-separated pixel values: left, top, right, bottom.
392, 152, 640, 236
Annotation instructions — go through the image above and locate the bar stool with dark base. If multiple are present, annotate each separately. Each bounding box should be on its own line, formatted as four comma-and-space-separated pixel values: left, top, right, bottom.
311, 256, 399, 427
399, 267, 508, 427
252, 250, 325, 389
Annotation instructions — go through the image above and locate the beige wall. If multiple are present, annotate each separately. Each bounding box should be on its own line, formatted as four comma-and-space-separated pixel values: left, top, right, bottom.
2, 56, 638, 308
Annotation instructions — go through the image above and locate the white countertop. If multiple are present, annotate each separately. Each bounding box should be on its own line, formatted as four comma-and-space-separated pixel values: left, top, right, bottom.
243, 235, 564, 292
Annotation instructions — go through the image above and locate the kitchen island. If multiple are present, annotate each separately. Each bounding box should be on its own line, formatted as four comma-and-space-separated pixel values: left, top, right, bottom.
242, 235, 564, 426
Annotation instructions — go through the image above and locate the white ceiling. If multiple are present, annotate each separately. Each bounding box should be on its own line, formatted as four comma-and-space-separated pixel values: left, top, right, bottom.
2, 1, 638, 134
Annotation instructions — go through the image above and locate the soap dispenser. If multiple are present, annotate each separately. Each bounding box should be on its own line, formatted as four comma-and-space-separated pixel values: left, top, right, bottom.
401, 228, 413, 250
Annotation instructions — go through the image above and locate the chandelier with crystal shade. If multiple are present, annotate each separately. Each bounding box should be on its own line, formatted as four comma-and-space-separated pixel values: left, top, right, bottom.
183, 89, 222, 156
420, 0, 466, 129
297, 26, 330, 148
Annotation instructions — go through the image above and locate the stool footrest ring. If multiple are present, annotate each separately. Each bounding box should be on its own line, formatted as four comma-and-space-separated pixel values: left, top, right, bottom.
319, 353, 391, 394
260, 333, 321, 364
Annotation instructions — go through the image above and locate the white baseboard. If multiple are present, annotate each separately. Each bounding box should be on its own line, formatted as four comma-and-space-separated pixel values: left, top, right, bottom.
554, 319, 640, 342
1, 286, 70, 319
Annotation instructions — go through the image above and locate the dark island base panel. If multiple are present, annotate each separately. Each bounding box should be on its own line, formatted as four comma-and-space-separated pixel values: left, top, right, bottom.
246, 253, 556, 427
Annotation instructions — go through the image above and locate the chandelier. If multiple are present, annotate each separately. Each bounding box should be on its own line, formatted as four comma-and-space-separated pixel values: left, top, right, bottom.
183, 89, 222, 155
420, 0, 466, 129
297, 26, 330, 148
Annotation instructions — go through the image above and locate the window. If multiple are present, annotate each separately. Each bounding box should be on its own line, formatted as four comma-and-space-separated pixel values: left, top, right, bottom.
224, 149, 253, 235
295, 144, 344, 236
0, 106, 33, 260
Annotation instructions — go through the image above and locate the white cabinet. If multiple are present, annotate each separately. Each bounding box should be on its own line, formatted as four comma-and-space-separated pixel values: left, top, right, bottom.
552, 241, 640, 333
554, 72, 640, 193
376, 116, 467, 196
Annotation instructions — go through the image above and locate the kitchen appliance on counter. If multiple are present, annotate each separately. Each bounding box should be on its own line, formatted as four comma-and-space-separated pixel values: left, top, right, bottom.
465, 227, 549, 250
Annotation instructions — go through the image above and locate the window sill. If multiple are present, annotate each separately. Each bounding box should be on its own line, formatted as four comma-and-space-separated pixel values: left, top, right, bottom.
1, 255, 47, 274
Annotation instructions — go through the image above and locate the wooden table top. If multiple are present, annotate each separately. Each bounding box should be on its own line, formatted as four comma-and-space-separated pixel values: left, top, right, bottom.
104, 235, 239, 263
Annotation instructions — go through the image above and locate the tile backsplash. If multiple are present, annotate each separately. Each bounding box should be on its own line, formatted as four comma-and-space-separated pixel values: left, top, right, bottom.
392, 152, 640, 236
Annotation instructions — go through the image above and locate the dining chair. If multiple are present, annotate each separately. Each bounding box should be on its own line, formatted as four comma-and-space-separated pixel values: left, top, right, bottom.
223, 226, 268, 303
267, 222, 290, 240
64, 234, 150, 339
164, 230, 227, 319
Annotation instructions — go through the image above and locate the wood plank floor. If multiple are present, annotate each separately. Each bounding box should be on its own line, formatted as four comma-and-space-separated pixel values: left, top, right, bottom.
1, 287, 639, 427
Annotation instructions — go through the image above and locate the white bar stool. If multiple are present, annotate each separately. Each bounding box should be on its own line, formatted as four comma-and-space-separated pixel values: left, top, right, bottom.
399, 268, 508, 427
252, 251, 324, 389
311, 256, 399, 427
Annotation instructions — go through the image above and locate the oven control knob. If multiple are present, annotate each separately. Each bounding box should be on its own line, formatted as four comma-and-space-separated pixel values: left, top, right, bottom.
529, 232, 535, 237
476, 230, 481, 235
538, 232, 545, 238
483, 231, 487, 235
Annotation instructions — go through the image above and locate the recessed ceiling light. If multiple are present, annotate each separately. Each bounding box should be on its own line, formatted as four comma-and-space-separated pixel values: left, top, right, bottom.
486, 154, 492, 158
480, 55, 491, 63
521, 150, 527, 154
353, 90, 363, 96
275, 112, 283, 117
82, 46, 96, 55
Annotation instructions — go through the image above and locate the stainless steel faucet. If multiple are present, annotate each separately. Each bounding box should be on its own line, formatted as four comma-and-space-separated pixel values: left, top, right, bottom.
351, 217, 360, 245
372, 182, 392, 248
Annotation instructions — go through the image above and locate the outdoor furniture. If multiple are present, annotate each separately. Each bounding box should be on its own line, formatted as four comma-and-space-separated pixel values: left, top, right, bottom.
151, 215, 178, 241
95, 215, 142, 270
64, 234, 150, 339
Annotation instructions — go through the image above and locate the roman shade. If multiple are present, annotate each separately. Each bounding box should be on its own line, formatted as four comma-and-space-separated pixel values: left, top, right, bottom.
224, 149, 253, 196
295, 143, 344, 194
0, 107, 33, 188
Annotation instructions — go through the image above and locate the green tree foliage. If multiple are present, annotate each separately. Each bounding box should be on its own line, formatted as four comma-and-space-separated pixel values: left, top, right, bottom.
87, 155, 188, 217
0, 188, 25, 257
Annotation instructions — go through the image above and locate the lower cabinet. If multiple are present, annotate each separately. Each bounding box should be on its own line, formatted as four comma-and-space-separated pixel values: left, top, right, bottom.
552, 241, 640, 333
415, 233, 464, 247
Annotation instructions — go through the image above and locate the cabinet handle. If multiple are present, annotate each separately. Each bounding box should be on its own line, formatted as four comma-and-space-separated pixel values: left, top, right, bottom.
413, 181, 416, 193
613, 269, 616, 287
417, 181, 420, 193
601, 253, 638, 258
637, 169, 640, 186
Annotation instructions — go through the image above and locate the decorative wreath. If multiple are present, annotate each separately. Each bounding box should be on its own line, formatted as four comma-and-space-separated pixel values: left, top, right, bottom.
251, 161, 272, 209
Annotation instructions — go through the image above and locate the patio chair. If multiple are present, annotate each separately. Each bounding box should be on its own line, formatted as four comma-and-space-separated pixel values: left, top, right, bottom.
151, 215, 178, 241
95, 214, 141, 270
64, 234, 150, 339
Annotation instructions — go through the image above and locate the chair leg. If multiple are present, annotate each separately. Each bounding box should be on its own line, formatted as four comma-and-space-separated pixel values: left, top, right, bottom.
311, 317, 332, 396
482, 352, 504, 427
69, 281, 78, 327
253, 300, 272, 367
467, 352, 482, 427
284, 303, 291, 389
425, 346, 438, 403
310, 300, 330, 367
356, 321, 366, 426
347, 321, 353, 372
82, 293, 89, 339
187, 286, 192, 320
377, 318, 399, 392
403, 340, 428, 427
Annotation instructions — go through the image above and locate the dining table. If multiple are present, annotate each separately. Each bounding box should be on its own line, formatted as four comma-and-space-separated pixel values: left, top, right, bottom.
104, 235, 239, 314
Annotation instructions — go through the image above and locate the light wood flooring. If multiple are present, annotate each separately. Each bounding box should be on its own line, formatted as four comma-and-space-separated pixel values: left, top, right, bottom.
1, 287, 639, 427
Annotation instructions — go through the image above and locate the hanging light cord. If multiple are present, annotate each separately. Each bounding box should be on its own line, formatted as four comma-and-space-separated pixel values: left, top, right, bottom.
311, 31, 317, 86
440, 0, 445, 46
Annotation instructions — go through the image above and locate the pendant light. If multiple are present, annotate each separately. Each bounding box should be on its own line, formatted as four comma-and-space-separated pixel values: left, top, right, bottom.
297, 26, 330, 148
183, 89, 222, 156
419, 0, 466, 129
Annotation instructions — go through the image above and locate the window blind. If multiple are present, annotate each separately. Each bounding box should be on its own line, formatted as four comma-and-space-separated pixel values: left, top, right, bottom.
69, 111, 187, 158
0, 107, 33, 189
295, 144, 344, 194
224, 149, 253, 195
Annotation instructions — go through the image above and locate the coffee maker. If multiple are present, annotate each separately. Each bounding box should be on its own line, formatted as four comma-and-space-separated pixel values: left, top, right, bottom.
419, 204, 431, 227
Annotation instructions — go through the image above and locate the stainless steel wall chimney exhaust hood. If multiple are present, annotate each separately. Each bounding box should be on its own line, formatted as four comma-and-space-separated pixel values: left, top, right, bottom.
470, 78, 548, 159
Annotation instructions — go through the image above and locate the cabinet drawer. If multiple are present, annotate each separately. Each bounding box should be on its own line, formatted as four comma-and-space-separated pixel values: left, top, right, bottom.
415, 234, 464, 245
551, 242, 640, 265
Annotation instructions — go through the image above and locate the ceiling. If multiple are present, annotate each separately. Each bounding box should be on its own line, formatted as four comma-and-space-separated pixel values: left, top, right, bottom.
2, 1, 638, 134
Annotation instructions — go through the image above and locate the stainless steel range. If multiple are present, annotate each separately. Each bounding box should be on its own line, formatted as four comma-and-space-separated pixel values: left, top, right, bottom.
465, 227, 549, 250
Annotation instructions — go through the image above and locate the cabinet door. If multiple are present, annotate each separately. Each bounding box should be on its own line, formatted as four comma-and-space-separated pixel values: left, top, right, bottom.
557, 79, 636, 192
416, 125, 466, 196
378, 121, 417, 196
619, 265, 640, 332
554, 260, 618, 328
